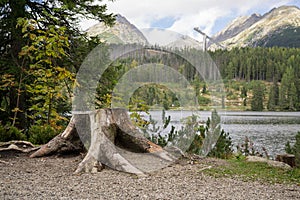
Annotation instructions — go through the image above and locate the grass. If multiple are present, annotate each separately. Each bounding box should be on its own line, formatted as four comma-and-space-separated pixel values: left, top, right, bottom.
203, 156, 300, 185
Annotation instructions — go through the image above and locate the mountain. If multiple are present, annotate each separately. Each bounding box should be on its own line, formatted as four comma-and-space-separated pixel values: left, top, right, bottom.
211, 6, 300, 49
166, 35, 203, 50
86, 14, 148, 45
213, 13, 262, 44
141, 28, 204, 49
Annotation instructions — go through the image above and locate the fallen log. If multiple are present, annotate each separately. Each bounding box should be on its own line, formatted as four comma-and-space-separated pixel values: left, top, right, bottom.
0, 140, 39, 154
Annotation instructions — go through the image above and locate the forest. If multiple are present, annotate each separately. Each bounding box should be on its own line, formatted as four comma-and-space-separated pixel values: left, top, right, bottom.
210, 47, 300, 111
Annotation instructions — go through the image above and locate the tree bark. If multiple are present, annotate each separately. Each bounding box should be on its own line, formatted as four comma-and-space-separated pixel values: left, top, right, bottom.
31, 108, 176, 175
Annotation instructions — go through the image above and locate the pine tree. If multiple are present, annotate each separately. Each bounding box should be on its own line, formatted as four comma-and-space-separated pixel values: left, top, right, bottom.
279, 67, 298, 110
0, 0, 115, 129
267, 78, 279, 111
240, 85, 248, 107
251, 81, 264, 111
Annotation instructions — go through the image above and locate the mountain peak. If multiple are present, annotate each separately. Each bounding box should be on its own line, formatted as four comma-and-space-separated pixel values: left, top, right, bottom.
166, 35, 202, 50
86, 14, 148, 45
212, 12, 262, 43
211, 5, 300, 49
115, 14, 130, 24
263, 5, 300, 18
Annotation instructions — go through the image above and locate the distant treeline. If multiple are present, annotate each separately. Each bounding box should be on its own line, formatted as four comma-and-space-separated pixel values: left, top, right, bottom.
209, 47, 300, 111
210, 47, 300, 82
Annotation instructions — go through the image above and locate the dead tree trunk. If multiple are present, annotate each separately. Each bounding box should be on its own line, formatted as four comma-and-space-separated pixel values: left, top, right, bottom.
31, 108, 175, 175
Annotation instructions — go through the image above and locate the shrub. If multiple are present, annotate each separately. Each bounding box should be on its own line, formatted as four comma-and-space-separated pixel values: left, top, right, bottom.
28, 125, 58, 144
147, 109, 233, 159
0, 124, 26, 142
198, 95, 211, 105
285, 131, 300, 167
208, 129, 233, 159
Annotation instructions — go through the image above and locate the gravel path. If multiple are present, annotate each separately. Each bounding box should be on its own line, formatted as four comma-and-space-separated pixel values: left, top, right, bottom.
0, 154, 299, 200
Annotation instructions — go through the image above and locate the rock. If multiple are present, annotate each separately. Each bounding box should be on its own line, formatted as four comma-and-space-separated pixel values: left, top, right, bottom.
276, 154, 296, 167
246, 156, 292, 169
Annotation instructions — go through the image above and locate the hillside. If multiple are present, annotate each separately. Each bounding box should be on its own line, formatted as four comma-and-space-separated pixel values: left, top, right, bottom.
86, 14, 148, 45
211, 6, 300, 49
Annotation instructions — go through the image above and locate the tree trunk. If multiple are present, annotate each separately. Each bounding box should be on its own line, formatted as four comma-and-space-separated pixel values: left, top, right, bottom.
31, 108, 176, 175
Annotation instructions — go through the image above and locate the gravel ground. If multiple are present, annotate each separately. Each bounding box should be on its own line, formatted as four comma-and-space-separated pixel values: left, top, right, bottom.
0, 154, 299, 200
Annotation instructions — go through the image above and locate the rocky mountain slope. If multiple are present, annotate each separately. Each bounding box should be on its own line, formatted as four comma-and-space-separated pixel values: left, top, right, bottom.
86, 14, 148, 45
213, 13, 262, 44
87, 15, 203, 49
166, 35, 203, 50
211, 6, 300, 49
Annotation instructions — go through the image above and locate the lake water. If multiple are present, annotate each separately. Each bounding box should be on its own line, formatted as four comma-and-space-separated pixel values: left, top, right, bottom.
144, 110, 300, 158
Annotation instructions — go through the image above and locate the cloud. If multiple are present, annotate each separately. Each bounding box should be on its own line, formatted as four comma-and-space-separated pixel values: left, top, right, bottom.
80, 0, 298, 41
141, 28, 182, 46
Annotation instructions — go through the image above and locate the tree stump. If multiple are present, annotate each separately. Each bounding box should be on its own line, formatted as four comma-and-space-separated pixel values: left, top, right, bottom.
31, 108, 176, 175
275, 154, 296, 167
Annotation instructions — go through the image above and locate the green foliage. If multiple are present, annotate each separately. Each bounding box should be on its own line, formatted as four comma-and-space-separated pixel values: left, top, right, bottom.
206, 110, 233, 158
208, 130, 233, 159
267, 79, 279, 111
202, 83, 207, 94
285, 141, 293, 154
279, 67, 298, 110
28, 125, 59, 145
150, 133, 168, 147
146, 109, 233, 159
146, 110, 174, 147
0, 0, 114, 130
96, 59, 122, 109
0, 124, 26, 142
285, 132, 300, 167
205, 157, 300, 184
198, 95, 211, 105
130, 111, 150, 130
257, 27, 300, 48
17, 18, 73, 128
210, 47, 300, 82
128, 84, 178, 110
210, 47, 300, 111
251, 81, 264, 111
183, 115, 205, 155
240, 85, 248, 106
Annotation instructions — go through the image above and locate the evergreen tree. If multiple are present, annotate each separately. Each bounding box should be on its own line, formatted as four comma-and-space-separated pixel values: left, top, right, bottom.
251, 81, 264, 111
279, 67, 298, 110
267, 79, 279, 111
240, 85, 248, 107
0, 0, 115, 129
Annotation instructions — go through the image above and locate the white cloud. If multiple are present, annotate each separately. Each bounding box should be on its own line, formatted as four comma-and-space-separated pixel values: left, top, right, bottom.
141, 28, 182, 46
80, 0, 297, 41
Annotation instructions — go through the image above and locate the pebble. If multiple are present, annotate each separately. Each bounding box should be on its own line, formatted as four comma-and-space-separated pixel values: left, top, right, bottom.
0, 155, 299, 200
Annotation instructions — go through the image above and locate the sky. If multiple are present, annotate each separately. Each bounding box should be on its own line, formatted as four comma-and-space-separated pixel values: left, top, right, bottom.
80, 0, 300, 41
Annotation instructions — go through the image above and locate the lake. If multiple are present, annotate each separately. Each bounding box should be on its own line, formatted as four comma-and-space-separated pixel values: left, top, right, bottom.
144, 110, 300, 158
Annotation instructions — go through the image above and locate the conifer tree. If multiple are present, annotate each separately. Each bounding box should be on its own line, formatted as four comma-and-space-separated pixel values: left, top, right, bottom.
279, 67, 298, 110
251, 81, 264, 111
